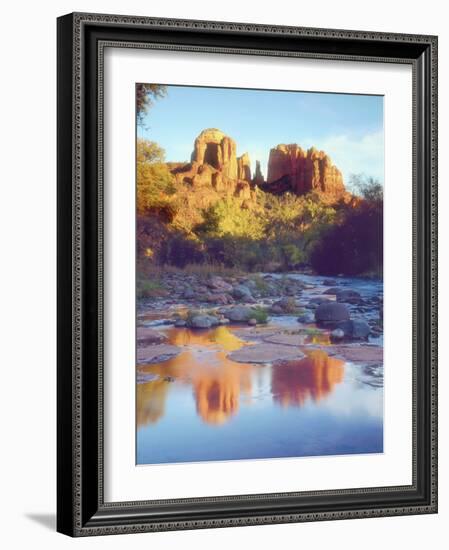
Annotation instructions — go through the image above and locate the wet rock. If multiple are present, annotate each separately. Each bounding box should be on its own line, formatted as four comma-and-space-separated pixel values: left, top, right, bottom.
136, 372, 160, 384
308, 296, 331, 307
331, 328, 345, 340
243, 279, 257, 290
187, 314, 219, 329
297, 311, 315, 324
284, 285, 297, 296
315, 302, 350, 325
137, 344, 181, 364
232, 284, 254, 301
350, 320, 371, 339
322, 287, 341, 295
336, 289, 363, 304
207, 276, 233, 292
272, 297, 298, 313
174, 319, 186, 327
263, 333, 308, 346
270, 304, 284, 314
205, 293, 233, 305
225, 305, 255, 322
335, 319, 371, 340
323, 279, 337, 286
228, 343, 305, 364
137, 327, 167, 345
327, 345, 383, 364
248, 318, 258, 326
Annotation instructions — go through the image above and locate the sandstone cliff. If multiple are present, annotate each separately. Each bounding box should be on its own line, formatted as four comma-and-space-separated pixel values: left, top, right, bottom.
265, 144, 345, 198
171, 128, 254, 200
168, 130, 346, 203
252, 160, 264, 187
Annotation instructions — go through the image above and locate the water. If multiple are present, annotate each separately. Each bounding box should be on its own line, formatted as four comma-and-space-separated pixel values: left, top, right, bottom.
136, 324, 383, 465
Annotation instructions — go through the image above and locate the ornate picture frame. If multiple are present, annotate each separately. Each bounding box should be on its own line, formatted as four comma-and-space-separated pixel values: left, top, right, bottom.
57, 12, 437, 536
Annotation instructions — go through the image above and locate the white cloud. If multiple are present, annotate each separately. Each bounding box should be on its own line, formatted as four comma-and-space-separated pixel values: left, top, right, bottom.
316, 130, 384, 185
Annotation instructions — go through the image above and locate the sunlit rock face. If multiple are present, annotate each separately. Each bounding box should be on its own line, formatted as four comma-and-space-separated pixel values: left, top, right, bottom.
191, 128, 239, 181
171, 129, 254, 201
266, 144, 345, 198
271, 350, 345, 408
252, 160, 264, 186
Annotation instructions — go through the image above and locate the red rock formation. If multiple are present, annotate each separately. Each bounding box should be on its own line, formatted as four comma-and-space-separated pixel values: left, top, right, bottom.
191, 128, 238, 180
252, 160, 264, 186
266, 144, 345, 198
237, 152, 252, 183
168, 131, 345, 202
171, 129, 257, 203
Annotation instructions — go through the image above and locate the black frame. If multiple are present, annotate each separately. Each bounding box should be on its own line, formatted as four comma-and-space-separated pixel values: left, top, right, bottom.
57, 12, 438, 537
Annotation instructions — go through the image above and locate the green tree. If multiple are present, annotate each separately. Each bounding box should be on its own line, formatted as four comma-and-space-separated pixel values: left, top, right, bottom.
136, 84, 167, 125
349, 174, 383, 204
136, 139, 176, 217
137, 138, 165, 164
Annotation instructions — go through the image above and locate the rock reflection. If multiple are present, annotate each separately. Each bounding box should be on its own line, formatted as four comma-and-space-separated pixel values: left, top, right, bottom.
271, 350, 344, 407
137, 326, 253, 426
136, 378, 170, 426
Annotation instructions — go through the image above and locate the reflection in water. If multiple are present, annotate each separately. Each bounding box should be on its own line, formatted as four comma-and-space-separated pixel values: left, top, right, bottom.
271, 350, 345, 408
137, 326, 253, 426
137, 327, 346, 427
136, 379, 169, 426
137, 325, 383, 464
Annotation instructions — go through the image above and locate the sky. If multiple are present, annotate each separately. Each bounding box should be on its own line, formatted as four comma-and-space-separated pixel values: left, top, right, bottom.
137, 84, 384, 186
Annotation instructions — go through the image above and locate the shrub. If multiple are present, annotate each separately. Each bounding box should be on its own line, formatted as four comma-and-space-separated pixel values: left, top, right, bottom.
283, 297, 299, 314
137, 279, 166, 299
249, 274, 270, 295
158, 234, 205, 267
310, 204, 383, 276
250, 306, 269, 324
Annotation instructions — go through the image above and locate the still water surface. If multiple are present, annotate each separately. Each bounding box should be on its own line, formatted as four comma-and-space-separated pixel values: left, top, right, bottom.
137, 325, 383, 464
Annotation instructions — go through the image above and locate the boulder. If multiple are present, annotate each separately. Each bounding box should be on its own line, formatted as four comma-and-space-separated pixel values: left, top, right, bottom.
336, 289, 363, 304
207, 276, 233, 292
327, 345, 383, 364
272, 297, 298, 313
205, 293, 233, 305
232, 284, 254, 301
331, 328, 345, 340
322, 287, 343, 295
315, 302, 350, 325
228, 343, 305, 364
224, 305, 255, 322
186, 314, 219, 329
136, 327, 167, 345
263, 333, 308, 346
308, 296, 331, 306
297, 311, 315, 324
335, 319, 371, 340
137, 344, 181, 365
182, 287, 195, 299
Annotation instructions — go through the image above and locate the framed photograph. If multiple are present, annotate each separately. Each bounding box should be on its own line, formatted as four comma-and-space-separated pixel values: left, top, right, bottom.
57, 12, 438, 536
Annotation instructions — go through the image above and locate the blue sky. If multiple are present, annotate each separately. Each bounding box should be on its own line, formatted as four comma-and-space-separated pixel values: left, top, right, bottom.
137, 85, 384, 186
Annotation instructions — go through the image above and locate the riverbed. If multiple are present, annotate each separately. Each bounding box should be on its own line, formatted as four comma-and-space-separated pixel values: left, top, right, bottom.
136, 273, 383, 465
